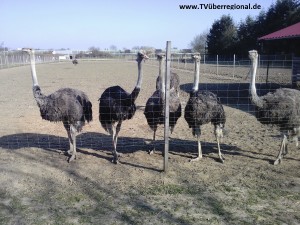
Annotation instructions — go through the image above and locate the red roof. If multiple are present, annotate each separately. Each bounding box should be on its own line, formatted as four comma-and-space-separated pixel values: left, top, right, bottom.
258, 22, 300, 40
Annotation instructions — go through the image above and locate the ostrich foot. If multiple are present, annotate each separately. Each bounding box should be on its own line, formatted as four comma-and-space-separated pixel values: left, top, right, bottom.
111, 152, 123, 164
111, 157, 119, 164
219, 155, 225, 163
148, 149, 155, 155
68, 154, 76, 163
189, 156, 202, 162
67, 149, 74, 155
273, 158, 281, 165
112, 156, 119, 164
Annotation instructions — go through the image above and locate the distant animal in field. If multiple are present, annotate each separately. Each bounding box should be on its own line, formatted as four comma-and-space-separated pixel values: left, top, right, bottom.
184, 53, 226, 163
248, 50, 300, 165
99, 51, 148, 163
72, 59, 78, 65
22, 48, 92, 162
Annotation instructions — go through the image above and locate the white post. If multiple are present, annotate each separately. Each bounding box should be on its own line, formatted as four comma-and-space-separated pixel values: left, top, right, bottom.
0, 55, 2, 69
164, 41, 171, 173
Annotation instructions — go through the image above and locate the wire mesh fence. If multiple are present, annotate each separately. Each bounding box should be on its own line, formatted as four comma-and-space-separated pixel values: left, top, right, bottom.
0, 50, 294, 84
144, 53, 293, 87
0, 51, 59, 69
0, 52, 296, 139
0, 49, 299, 224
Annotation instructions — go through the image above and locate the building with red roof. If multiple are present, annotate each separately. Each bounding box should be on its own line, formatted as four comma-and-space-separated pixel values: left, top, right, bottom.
258, 22, 300, 56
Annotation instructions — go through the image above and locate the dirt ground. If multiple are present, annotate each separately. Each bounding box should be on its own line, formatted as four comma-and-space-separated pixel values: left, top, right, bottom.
0, 60, 299, 225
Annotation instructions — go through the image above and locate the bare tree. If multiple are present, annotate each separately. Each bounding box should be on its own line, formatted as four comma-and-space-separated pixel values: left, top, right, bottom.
110, 45, 117, 52
189, 30, 208, 53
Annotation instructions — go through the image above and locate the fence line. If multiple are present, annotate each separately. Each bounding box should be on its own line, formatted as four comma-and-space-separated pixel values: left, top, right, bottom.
0, 51, 296, 86
0, 52, 59, 69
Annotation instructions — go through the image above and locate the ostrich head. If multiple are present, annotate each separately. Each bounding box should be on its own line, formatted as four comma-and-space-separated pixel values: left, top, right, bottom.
192, 53, 201, 61
22, 48, 35, 55
136, 50, 149, 62
156, 53, 165, 61
248, 50, 258, 62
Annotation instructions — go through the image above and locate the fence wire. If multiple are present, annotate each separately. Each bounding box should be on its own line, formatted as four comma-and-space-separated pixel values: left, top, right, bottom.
0, 51, 58, 69
0, 53, 299, 169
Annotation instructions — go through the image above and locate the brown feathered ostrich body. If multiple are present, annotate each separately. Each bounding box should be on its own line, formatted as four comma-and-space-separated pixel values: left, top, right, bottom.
23, 48, 92, 162
99, 51, 148, 163
248, 50, 300, 165
184, 53, 226, 163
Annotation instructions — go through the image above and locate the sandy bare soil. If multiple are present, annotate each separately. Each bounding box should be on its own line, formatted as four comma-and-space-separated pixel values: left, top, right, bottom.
0, 60, 299, 224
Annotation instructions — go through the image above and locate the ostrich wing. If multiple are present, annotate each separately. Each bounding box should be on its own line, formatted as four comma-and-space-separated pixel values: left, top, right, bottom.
38, 88, 90, 123
257, 88, 300, 130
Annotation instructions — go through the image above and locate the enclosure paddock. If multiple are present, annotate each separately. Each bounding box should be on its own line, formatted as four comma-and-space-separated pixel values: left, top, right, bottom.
0, 60, 299, 224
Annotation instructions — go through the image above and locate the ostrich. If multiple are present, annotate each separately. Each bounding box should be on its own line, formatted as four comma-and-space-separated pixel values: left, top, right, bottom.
248, 50, 300, 165
72, 59, 78, 65
22, 48, 92, 162
184, 53, 226, 163
144, 53, 182, 154
99, 51, 148, 164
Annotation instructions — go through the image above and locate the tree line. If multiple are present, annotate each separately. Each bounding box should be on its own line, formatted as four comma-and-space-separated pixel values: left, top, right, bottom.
190, 0, 300, 56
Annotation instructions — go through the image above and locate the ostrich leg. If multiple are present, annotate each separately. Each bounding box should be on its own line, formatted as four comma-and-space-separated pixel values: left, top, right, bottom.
215, 125, 225, 163
274, 135, 288, 165
190, 133, 202, 162
68, 125, 77, 162
64, 122, 74, 154
149, 128, 157, 155
63, 122, 77, 162
112, 122, 123, 164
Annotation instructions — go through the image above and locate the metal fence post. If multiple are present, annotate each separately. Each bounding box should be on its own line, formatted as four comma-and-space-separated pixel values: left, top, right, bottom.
164, 41, 171, 173
233, 54, 235, 78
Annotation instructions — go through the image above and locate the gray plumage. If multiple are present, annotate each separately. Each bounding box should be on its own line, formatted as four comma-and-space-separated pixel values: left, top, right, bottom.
184, 54, 226, 163
255, 88, 300, 130
184, 91, 225, 134
144, 54, 181, 154
156, 72, 180, 94
23, 48, 92, 162
249, 50, 300, 165
33, 86, 92, 125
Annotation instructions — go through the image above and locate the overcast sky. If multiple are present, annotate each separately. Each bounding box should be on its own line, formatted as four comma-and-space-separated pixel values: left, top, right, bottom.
1, 0, 274, 50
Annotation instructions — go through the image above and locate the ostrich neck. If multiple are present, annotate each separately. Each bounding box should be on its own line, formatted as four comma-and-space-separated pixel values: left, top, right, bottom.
193, 60, 200, 92
29, 52, 39, 86
159, 58, 165, 95
135, 60, 143, 89
250, 57, 264, 108
129, 60, 143, 102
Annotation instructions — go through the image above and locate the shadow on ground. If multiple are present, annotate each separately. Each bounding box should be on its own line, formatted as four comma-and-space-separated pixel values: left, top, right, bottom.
0, 131, 279, 165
